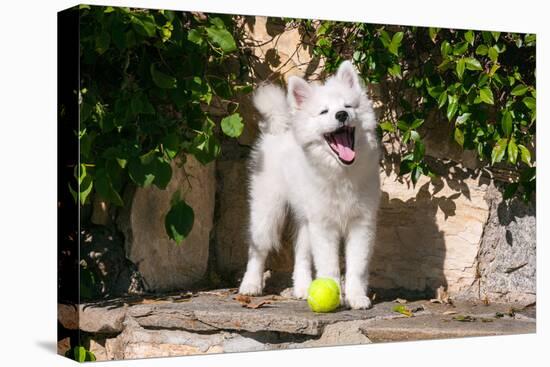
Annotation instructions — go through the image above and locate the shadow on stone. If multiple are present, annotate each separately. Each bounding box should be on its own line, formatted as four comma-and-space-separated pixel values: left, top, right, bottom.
369, 188, 447, 301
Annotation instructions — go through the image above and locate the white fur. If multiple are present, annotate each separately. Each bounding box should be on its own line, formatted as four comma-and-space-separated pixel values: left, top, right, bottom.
239, 61, 380, 310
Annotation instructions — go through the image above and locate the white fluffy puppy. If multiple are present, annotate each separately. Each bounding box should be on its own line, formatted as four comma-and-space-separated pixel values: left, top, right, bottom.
239, 61, 380, 309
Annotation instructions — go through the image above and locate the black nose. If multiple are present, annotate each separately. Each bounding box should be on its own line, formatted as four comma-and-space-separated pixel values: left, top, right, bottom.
335, 110, 348, 123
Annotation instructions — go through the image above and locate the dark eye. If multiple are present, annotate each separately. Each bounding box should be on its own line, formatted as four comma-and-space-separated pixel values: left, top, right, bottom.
320, 109, 328, 115
344, 104, 353, 108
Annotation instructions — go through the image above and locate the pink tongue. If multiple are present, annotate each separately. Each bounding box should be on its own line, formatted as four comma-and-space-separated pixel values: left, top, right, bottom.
332, 131, 355, 162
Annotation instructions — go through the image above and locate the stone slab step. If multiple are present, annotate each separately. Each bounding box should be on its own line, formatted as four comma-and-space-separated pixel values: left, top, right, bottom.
58, 289, 535, 338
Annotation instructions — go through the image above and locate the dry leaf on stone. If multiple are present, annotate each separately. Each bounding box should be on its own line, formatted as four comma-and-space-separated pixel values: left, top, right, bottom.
233, 295, 272, 309
234, 294, 252, 304
453, 315, 476, 322
243, 300, 272, 309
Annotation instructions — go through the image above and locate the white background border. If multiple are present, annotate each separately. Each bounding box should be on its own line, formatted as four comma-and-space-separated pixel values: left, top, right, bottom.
0, 0, 545, 366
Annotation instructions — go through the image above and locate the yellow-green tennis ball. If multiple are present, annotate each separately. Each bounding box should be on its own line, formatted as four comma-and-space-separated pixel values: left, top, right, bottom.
307, 278, 340, 313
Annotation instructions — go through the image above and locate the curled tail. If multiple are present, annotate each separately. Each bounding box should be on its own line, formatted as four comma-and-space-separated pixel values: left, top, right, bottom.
253, 84, 290, 134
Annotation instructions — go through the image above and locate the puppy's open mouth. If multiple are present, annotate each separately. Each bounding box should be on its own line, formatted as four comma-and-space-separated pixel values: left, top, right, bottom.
324, 126, 356, 165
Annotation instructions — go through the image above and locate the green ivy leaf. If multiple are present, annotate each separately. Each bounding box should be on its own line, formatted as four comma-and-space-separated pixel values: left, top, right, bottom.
150, 64, 177, 89
397, 120, 409, 132
86, 351, 96, 362
128, 158, 155, 187
399, 159, 414, 175
378, 30, 391, 48
438, 90, 448, 108
453, 41, 469, 55
454, 127, 465, 147
413, 140, 425, 162
402, 129, 411, 144
233, 84, 254, 94
491, 138, 508, 165
427, 86, 444, 99
162, 134, 180, 159
187, 29, 204, 46
456, 58, 465, 79
388, 63, 402, 78
74, 346, 87, 363
131, 15, 156, 37
440, 41, 452, 57
410, 119, 424, 129
447, 95, 458, 120
165, 200, 195, 245
464, 57, 482, 70
501, 110, 513, 137
388, 32, 404, 56
511, 84, 529, 96
429, 28, 440, 43
464, 30, 475, 45
379, 121, 395, 132
523, 96, 536, 110
79, 175, 93, 205
95, 169, 123, 206
518, 144, 531, 165
206, 26, 237, 52
507, 138, 518, 164
190, 131, 221, 165
221, 113, 244, 138
524, 34, 536, 46
412, 165, 422, 185
475, 44, 488, 55
456, 112, 471, 125
488, 46, 499, 62
153, 158, 173, 190
479, 87, 494, 105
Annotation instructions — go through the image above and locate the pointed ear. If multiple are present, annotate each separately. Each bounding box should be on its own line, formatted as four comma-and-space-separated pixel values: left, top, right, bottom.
287, 76, 312, 109
336, 61, 361, 91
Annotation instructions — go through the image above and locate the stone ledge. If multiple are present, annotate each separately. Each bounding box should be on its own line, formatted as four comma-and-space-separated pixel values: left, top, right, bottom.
59, 289, 535, 336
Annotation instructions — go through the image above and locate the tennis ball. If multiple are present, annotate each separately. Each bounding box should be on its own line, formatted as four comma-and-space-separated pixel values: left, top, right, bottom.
307, 278, 340, 313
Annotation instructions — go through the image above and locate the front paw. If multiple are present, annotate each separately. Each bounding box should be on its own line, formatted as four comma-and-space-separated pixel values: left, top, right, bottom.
293, 282, 311, 299
346, 294, 372, 310
239, 278, 264, 296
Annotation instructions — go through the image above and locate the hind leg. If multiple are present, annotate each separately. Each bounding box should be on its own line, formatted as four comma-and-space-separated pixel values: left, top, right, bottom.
239, 181, 287, 295
292, 223, 312, 299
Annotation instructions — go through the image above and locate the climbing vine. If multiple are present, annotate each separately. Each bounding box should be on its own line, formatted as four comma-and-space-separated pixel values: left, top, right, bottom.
305, 21, 535, 201
74, 5, 251, 243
